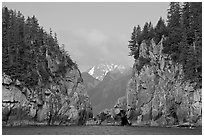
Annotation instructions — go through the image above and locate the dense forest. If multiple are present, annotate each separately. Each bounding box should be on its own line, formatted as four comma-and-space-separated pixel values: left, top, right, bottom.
128, 2, 202, 88
2, 7, 76, 87
2, 2, 202, 89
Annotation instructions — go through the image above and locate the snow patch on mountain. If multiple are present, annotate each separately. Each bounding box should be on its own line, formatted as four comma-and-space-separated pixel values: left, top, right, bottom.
88, 66, 95, 75
87, 63, 127, 81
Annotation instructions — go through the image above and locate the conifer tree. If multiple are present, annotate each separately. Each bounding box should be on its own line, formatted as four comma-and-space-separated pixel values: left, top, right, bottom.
154, 17, 167, 44
186, 2, 202, 87
163, 2, 182, 61
128, 26, 140, 59
142, 22, 149, 40
128, 26, 137, 56
135, 25, 142, 45
2, 7, 10, 73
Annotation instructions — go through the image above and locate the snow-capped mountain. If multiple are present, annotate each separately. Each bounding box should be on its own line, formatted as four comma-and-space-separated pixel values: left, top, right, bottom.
87, 63, 127, 81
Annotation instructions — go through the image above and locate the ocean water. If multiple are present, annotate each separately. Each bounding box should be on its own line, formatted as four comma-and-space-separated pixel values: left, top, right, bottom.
2, 125, 202, 135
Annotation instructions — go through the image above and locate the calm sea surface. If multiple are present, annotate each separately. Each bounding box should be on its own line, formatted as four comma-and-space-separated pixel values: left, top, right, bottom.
2, 125, 202, 135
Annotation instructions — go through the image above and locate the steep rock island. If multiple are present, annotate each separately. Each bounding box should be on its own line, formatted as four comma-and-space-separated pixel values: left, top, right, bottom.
125, 38, 202, 126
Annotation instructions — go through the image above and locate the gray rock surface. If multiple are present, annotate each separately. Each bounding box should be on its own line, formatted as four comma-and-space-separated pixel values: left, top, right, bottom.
2, 53, 92, 126
125, 38, 202, 127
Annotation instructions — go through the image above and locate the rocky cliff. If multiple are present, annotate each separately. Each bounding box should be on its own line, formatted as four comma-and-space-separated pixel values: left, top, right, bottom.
2, 51, 93, 126
126, 38, 202, 127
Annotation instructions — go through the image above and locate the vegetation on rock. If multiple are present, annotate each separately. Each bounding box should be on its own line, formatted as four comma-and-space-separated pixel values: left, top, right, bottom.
128, 2, 202, 88
2, 6, 93, 126
104, 3, 202, 126
2, 6, 75, 87
126, 38, 202, 126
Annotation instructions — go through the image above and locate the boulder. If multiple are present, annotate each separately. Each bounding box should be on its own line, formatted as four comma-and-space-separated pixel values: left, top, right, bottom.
193, 90, 201, 102
141, 103, 152, 121
37, 103, 49, 122
2, 86, 28, 106
29, 104, 37, 118
192, 102, 202, 116
155, 115, 167, 126
68, 106, 79, 120
2, 73, 12, 85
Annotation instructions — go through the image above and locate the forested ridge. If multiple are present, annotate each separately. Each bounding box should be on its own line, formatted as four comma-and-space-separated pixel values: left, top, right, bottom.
2, 6, 93, 126
2, 6, 76, 87
128, 2, 202, 88
2, 3, 202, 88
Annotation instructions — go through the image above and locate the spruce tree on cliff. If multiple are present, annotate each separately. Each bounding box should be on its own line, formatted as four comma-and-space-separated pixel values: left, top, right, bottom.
163, 2, 182, 62
128, 25, 141, 60
180, 2, 202, 88
154, 17, 167, 44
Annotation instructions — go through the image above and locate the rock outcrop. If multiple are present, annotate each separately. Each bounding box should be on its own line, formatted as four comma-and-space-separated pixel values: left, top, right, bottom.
2, 52, 93, 126
126, 38, 202, 127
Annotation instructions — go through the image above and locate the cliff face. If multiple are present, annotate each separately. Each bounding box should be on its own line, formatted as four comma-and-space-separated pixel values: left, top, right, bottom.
2, 52, 92, 126
126, 38, 202, 126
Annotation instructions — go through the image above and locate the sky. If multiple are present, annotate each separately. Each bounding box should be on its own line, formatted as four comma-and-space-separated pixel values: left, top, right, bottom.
2, 2, 169, 72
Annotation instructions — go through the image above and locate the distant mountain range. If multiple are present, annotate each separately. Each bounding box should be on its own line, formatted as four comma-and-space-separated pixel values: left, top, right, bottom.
87, 63, 127, 81
82, 63, 132, 116
82, 72, 100, 91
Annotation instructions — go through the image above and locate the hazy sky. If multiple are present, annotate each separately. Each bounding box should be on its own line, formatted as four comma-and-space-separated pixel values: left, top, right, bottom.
3, 2, 169, 72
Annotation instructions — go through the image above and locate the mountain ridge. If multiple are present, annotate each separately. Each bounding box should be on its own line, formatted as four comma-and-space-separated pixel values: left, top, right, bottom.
86, 67, 132, 116
86, 62, 130, 81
